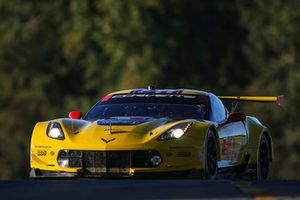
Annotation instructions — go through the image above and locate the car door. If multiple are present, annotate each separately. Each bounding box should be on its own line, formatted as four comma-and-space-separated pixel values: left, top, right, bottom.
209, 94, 247, 168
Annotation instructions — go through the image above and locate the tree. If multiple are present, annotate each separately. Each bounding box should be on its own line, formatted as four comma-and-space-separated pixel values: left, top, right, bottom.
238, 0, 300, 178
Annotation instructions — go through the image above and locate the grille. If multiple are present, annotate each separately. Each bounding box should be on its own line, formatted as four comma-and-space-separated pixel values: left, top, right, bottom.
57, 150, 160, 173
84, 151, 130, 168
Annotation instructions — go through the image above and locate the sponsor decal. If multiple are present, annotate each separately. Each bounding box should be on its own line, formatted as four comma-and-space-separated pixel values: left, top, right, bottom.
114, 94, 193, 98
223, 139, 233, 154
131, 89, 183, 95
222, 137, 244, 161
37, 150, 47, 156
176, 152, 192, 157
35, 146, 51, 148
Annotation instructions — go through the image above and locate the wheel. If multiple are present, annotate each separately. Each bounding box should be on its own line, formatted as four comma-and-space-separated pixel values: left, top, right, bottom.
204, 130, 218, 179
245, 134, 270, 180
256, 134, 270, 180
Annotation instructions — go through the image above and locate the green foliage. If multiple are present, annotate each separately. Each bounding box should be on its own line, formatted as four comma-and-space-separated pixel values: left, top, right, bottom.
238, 0, 300, 179
239, 0, 300, 120
0, 0, 299, 179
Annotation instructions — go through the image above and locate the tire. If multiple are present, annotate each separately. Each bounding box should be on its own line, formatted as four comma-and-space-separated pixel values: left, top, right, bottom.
256, 134, 271, 180
204, 130, 218, 179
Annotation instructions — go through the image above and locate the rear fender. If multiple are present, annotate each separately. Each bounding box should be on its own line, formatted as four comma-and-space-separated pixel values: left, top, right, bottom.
245, 117, 273, 165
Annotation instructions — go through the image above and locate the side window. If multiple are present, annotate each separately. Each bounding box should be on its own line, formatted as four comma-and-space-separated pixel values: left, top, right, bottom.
209, 94, 227, 122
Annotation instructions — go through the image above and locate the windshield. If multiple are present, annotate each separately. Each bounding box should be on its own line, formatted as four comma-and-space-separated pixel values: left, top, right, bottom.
85, 94, 208, 121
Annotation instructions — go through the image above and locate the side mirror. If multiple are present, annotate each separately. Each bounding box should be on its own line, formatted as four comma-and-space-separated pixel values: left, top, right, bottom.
221, 112, 246, 126
68, 111, 82, 119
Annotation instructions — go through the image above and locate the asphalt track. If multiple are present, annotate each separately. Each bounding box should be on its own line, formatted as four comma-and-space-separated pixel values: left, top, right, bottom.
0, 179, 299, 199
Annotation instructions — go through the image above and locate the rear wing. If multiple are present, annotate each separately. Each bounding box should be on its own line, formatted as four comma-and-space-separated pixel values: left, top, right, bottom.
218, 95, 284, 106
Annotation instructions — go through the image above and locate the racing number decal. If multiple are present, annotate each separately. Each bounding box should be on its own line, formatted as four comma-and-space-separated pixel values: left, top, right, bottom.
219, 121, 247, 163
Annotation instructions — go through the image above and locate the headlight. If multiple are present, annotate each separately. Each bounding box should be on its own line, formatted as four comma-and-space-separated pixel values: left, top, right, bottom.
47, 122, 65, 140
157, 122, 192, 141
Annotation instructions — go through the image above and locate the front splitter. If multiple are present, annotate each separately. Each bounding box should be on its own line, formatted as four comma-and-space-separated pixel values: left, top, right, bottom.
29, 168, 192, 179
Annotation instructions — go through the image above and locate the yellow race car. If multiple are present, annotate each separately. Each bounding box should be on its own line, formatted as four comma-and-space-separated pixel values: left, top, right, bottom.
30, 87, 283, 179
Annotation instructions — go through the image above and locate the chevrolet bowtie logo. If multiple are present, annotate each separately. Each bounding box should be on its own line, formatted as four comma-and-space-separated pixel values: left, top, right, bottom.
101, 138, 116, 143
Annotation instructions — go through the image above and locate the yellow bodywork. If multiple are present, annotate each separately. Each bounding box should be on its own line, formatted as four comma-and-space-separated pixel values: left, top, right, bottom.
30, 89, 275, 176
31, 118, 212, 174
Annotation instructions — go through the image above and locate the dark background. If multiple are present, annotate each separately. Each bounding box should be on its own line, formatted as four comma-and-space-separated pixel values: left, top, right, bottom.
0, 0, 299, 179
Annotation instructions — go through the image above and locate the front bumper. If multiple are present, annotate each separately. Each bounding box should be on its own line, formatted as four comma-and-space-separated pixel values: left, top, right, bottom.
31, 147, 203, 177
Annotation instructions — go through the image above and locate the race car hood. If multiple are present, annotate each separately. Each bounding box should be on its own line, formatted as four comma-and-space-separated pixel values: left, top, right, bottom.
59, 117, 177, 148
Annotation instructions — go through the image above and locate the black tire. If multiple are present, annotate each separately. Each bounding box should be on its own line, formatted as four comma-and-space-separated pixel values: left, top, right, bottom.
204, 130, 218, 179
256, 134, 271, 180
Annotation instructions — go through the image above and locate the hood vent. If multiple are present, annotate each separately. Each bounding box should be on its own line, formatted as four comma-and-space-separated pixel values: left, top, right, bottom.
97, 117, 155, 126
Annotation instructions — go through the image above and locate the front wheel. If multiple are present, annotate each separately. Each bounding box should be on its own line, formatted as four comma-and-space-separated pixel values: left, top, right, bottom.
204, 130, 218, 179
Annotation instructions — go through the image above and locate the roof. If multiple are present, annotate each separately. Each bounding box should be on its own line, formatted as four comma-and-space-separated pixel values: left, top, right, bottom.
110, 88, 210, 96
